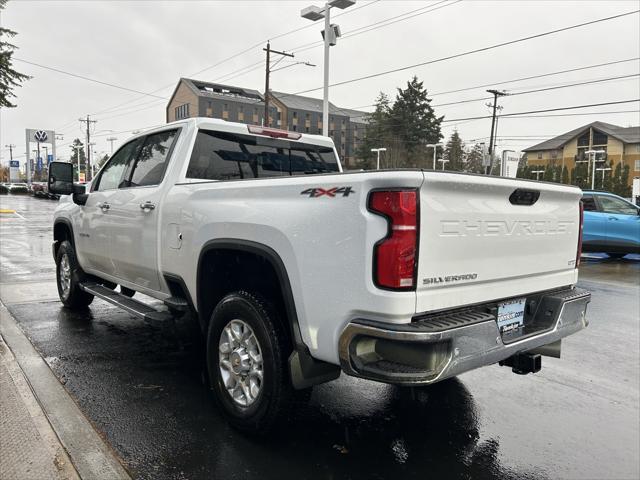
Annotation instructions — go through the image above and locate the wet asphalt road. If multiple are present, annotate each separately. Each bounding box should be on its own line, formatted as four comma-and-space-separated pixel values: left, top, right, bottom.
1, 194, 639, 480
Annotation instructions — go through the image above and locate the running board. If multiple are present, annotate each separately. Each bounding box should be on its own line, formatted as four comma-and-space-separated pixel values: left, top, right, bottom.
79, 283, 174, 323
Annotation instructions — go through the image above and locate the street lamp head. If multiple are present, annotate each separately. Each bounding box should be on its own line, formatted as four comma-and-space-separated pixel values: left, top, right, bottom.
329, 0, 356, 9
301, 5, 324, 20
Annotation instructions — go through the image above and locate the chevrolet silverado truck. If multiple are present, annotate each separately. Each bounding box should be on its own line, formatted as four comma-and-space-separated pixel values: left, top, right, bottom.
48, 118, 590, 434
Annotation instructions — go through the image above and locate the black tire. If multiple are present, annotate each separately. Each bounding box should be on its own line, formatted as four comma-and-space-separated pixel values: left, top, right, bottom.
206, 291, 293, 435
55, 240, 94, 309
607, 253, 627, 259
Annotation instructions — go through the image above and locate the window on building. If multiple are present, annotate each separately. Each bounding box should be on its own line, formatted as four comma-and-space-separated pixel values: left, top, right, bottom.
592, 130, 607, 146
537, 152, 542, 159
292, 125, 297, 132
577, 132, 590, 147
239, 105, 244, 113
254, 107, 258, 114
293, 111, 297, 118
175, 103, 190, 120
551, 150, 558, 159
185, 130, 339, 181
127, 129, 179, 187
305, 127, 310, 133
305, 113, 310, 120
223, 103, 228, 112
635, 159, 640, 171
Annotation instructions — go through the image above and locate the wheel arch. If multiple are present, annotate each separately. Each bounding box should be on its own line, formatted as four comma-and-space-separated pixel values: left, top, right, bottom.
53, 218, 75, 259
196, 239, 305, 352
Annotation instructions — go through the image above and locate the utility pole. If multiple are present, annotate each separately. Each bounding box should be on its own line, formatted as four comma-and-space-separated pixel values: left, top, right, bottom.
486, 89, 507, 174
79, 115, 97, 181
5, 144, 15, 162
107, 137, 118, 154
263, 42, 294, 127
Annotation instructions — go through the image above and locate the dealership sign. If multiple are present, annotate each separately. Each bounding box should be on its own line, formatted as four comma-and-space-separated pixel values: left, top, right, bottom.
9, 160, 20, 182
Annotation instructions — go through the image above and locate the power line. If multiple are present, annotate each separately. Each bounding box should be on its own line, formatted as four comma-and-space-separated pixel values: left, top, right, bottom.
290, 0, 456, 53
13, 58, 167, 99
278, 9, 639, 101
441, 99, 640, 123
346, 57, 640, 110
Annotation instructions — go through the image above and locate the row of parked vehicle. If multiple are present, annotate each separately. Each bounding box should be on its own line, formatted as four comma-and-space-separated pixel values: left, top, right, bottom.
0, 182, 60, 199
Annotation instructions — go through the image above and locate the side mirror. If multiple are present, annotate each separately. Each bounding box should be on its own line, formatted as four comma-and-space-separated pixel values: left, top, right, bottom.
48, 162, 75, 195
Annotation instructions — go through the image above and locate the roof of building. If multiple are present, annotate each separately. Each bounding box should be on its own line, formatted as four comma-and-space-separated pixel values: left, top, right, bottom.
179, 78, 266, 106
522, 121, 640, 152
334, 107, 370, 125
270, 91, 345, 115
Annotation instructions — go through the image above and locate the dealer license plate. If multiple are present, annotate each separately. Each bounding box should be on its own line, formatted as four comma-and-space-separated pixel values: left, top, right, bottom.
497, 298, 526, 335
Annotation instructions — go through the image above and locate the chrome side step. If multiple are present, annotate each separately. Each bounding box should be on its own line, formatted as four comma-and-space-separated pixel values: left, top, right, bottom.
79, 283, 174, 323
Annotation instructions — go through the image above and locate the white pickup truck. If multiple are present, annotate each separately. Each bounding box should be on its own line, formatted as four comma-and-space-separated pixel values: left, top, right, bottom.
48, 118, 590, 433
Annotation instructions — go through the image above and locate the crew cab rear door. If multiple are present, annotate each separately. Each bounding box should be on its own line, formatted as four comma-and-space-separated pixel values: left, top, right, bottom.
105, 129, 179, 291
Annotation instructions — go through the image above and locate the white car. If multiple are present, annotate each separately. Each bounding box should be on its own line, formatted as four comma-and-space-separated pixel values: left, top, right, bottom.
48, 118, 590, 434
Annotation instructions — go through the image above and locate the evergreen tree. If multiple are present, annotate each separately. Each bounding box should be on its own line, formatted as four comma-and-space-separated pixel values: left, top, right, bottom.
561, 166, 569, 184
0, 0, 31, 108
465, 143, 485, 174
69, 139, 86, 181
444, 130, 465, 172
96, 153, 109, 170
356, 92, 391, 170
388, 76, 443, 167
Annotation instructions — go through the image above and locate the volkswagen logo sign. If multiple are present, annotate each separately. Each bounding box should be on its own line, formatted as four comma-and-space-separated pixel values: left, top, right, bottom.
34, 130, 48, 142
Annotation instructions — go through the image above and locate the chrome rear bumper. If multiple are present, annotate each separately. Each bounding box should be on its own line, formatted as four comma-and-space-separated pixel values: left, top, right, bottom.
338, 287, 590, 385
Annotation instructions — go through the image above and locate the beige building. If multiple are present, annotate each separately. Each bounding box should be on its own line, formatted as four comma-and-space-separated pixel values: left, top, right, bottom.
523, 121, 640, 188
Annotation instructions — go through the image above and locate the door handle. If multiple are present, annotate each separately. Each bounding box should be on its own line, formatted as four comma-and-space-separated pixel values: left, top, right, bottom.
97, 202, 110, 211
140, 201, 156, 211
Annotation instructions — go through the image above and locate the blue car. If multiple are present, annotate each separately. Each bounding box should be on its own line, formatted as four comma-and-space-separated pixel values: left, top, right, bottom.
582, 191, 640, 258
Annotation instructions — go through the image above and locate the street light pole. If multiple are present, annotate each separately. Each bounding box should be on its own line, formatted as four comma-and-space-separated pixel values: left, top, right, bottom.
532, 169, 545, 181
426, 143, 443, 169
583, 149, 606, 190
301, 0, 355, 137
371, 147, 387, 170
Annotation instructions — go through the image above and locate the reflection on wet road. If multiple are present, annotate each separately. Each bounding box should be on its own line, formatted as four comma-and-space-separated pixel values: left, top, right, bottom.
1, 194, 639, 479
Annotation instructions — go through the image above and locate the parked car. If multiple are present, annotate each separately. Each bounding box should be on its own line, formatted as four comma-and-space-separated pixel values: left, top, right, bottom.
8, 183, 29, 194
31, 182, 48, 198
0, 183, 9, 195
582, 190, 640, 258
47, 118, 590, 434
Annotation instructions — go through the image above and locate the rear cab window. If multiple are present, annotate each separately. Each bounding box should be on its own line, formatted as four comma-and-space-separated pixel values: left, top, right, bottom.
186, 129, 339, 181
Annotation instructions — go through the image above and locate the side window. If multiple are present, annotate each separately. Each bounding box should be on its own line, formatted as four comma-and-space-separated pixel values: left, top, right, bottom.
186, 130, 253, 181
128, 130, 178, 187
93, 139, 141, 191
582, 195, 598, 212
598, 195, 638, 215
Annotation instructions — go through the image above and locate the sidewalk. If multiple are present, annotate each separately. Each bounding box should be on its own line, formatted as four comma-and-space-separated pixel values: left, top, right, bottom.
0, 304, 131, 480
0, 334, 79, 480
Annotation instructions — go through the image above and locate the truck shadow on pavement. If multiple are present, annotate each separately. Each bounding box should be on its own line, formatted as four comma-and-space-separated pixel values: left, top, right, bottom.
9, 300, 545, 480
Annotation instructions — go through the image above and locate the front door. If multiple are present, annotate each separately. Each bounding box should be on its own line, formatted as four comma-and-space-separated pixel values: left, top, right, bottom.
597, 194, 640, 252
106, 129, 179, 291
76, 138, 142, 276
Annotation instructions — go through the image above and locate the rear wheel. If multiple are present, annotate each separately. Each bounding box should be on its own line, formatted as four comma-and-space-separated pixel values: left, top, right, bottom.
56, 240, 94, 309
607, 253, 627, 259
206, 291, 293, 435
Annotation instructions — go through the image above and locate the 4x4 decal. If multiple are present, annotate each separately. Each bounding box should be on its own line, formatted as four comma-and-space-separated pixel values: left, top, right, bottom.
301, 187, 355, 198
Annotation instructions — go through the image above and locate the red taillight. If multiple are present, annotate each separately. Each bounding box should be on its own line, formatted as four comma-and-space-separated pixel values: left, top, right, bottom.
576, 201, 584, 267
368, 190, 418, 290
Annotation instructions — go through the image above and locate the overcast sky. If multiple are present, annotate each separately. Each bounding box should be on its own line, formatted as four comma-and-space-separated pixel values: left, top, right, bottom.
1, 0, 639, 165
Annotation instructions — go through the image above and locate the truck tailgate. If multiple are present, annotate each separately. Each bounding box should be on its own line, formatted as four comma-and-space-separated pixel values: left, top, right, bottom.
415, 172, 582, 313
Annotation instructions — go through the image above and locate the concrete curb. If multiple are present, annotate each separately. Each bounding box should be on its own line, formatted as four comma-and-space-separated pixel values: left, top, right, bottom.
0, 304, 131, 480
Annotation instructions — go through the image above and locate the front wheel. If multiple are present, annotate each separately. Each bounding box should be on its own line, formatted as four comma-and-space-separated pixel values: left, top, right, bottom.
56, 240, 94, 309
206, 291, 293, 435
